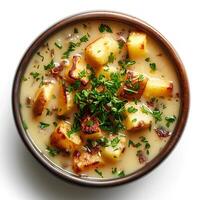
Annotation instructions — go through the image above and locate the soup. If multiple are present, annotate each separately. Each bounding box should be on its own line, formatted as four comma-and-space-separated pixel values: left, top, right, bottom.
20, 20, 180, 179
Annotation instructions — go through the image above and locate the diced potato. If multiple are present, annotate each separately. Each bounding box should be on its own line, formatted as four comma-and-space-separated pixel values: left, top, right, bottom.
32, 83, 54, 116
127, 32, 147, 59
85, 36, 119, 68
101, 135, 126, 161
96, 64, 118, 79
57, 82, 75, 116
72, 150, 104, 173
124, 102, 152, 131
143, 78, 173, 98
80, 115, 104, 140
119, 70, 148, 100
65, 55, 91, 85
50, 121, 81, 151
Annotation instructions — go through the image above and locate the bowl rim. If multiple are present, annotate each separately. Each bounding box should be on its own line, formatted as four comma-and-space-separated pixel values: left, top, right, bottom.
12, 10, 190, 187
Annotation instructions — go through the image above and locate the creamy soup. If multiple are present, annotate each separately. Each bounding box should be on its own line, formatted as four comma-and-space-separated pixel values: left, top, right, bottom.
20, 20, 180, 179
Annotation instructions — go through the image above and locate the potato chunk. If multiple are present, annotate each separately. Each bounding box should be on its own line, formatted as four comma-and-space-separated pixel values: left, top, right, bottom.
127, 32, 147, 59
80, 116, 104, 140
33, 84, 54, 116
85, 36, 119, 68
143, 78, 173, 98
119, 70, 148, 100
101, 134, 126, 161
73, 149, 104, 173
50, 121, 81, 151
57, 82, 75, 116
65, 55, 91, 85
124, 102, 152, 131
96, 64, 118, 80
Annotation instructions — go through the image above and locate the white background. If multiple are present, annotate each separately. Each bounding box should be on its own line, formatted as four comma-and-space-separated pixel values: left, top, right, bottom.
0, 0, 199, 199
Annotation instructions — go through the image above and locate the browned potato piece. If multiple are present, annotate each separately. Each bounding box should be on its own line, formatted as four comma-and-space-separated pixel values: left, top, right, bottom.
57, 82, 75, 116
73, 149, 104, 173
85, 36, 119, 68
65, 55, 91, 86
143, 78, 173, 98
33, 84, 54, 116
50, 121, 81, 151
118, 70, 148, 100
124, 102, 152, 131
80, 116, 104, 140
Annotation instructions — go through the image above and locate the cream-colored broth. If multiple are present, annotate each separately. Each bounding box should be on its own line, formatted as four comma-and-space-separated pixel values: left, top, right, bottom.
20, 20, 180, 179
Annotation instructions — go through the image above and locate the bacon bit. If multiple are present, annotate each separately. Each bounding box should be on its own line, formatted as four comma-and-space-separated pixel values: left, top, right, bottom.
155, 127, 171, 138
50, 49, 55, 58
26, 97, 32, 105
176, 92, 180, 98
81, 116, 100, 134
136, 150, 147, 164
50, 64, 64, 77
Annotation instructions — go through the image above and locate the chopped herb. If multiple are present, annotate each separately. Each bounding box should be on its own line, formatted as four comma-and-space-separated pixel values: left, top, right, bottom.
44, 59, 55, 70
67, 129, 74, 138
54, 42, 62, 49
30, 72, 40, 80
99, 24, 112, 33
118, 59, 136, 75
22, 120, 28, 130
149, 63, 157, 71
145, 57, 150, 62
117, 170, 125, 177
63, 42, 77, 58
74, 27, 79, 33
128, 140, 141, 148
108, 52, 115, 63
68, 80, 81, 92
78, 69, 87, 78
112, 167, 117, 174
86, 120, 94, 127
46, 108, 51, 116
127, 106, 138, 113
46, 146, 60, 157
39, 122, 50, 129
22, 76, 28, 81
139, 136, 151, 155
103, 65, 109, 71
165, 115, 176, 127
37, 52, 44, 61
95, 169, 103, 178
152, 109, 163, 123
132, 118, 137, 122
53, 122, 58, 127
80, 35, 89, 43
118, 40, 125, 49
111, 137, 120, 148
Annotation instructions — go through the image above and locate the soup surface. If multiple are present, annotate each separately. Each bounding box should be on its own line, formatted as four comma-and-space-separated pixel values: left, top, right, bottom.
20, 20, 180, 179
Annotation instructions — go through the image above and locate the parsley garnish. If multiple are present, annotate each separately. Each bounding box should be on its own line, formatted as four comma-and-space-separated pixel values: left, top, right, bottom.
30, 72, 40, 80
78, 70, 87, 78
80, 35, 89, 43
118, 59, 136, 75
128, 140, 141, 148
44, 59, 55, 70
74, 27, 79, 33
111, 137, 120, 148
37, 52, 44, 61
127, 106, 138, 113
99, 24, 112, 33
149, 63, 157, 71
46, 146, 60, 157
39, 122, 50, 129
54, 42, 62, 49
108, 52, 115, 63
95, 169, 103, 178
165, 115, 176, 127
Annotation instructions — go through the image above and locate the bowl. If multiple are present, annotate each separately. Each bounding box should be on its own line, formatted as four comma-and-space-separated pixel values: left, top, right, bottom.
12, 11, 190, 187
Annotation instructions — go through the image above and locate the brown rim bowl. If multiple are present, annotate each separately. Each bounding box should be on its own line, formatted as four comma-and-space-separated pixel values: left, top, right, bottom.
12, 11, 190, 187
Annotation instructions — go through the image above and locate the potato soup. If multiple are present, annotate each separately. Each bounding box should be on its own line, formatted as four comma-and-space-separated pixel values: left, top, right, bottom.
20, 20, 180, 179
